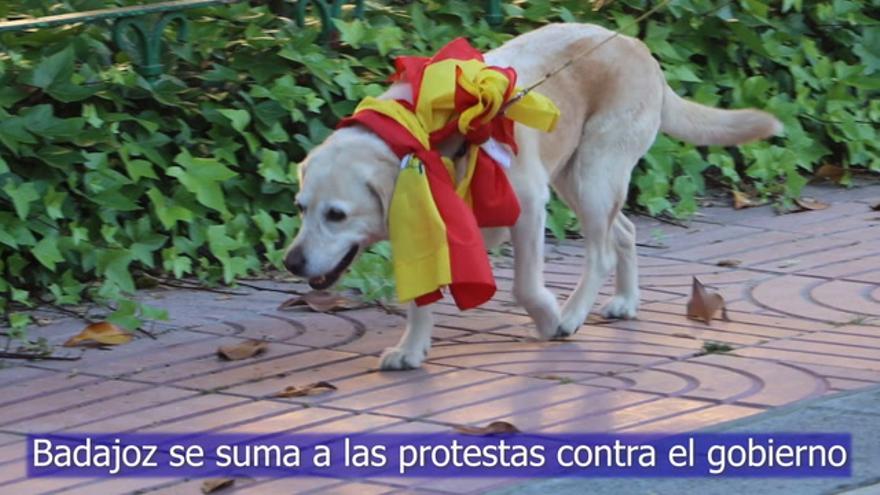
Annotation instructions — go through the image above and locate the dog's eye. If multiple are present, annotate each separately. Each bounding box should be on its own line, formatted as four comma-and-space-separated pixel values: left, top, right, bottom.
326, 207, 347, 222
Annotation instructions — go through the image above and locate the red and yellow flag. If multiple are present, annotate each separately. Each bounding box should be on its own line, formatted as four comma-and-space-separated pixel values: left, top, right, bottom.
340, 38, 559, 309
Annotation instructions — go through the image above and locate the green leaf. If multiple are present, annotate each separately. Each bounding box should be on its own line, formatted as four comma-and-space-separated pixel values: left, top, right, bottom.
854, 27, 880, 75
163, 250, 192, 278
173, 151, 238, 182
108, 299, 141, 330
546, 196, 576, 241
146, 188, 194, 228
43, 187, 67, 219
0, 118, 36, 154
168, 151, 238, 215
166, 167, 228, 215
665, 65, 702, 83
258, 149, 291, 183
82, 103, 103, 128
334, 19, 367, 48
0, 213, 35, 248
742, 0, 769, 17
373, 26, 404, 56
140, 304, 169, 321
47, 82, 99, 103
125, 159, 158, 181
2, 180, 39, 220
25, 46, 74, 89
218, 108, 252, 133
33, 235, 64, 271
0, 86, 29, 108
728, 22, 769, 57
9, 312, 31, 329
96, 249, 135, 293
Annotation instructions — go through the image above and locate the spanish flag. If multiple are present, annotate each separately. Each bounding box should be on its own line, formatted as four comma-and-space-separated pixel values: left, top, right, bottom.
340, 38, 560, 310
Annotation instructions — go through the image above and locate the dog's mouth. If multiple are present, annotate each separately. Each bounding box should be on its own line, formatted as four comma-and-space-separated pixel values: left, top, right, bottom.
308, 245, 359, 290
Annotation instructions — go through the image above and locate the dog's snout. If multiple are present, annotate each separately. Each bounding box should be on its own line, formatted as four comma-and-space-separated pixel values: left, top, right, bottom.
284, 246, 307, 275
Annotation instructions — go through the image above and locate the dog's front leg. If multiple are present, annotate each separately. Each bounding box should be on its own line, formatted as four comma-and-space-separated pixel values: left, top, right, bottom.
379, 302, 433, 370
511, 188, 562, 340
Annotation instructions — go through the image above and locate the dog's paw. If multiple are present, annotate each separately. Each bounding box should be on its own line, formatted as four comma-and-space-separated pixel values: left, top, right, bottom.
518, 288, 561, 340
530, 311, 562, 341
379, 346, 425, 371
553, 316, 582, 340
601, 295, 639, 320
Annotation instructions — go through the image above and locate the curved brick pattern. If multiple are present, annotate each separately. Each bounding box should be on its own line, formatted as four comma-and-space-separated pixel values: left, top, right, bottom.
810, 280, 880, 317
1, 185, 879, 494
750, 275, 860, 323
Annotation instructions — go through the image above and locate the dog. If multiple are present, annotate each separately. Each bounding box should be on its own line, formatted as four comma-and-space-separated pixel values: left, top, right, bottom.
283, 23, 782, 370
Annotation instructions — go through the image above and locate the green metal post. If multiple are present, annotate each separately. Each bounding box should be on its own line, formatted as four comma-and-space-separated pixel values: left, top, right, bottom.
486, 0, 503, 26
113, 12, 188, 82
294, 0, 365, 41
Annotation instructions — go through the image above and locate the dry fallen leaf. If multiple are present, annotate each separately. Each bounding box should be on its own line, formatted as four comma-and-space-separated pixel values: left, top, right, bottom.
534, 374, 564, 381
277, 290, 366, 313
217, 340, 267, 361
63, 322, 132, 347
454, 421, 520, 436
715, 259, 742, 268
792, 197, 830, 212
591, 0, 613, 10
686, 277, 729, 325
732, 190, 756, 210
586, 314, 613, 324
814, 164, 845, 183
272, 381, 337, 398
201, 478, 234, 494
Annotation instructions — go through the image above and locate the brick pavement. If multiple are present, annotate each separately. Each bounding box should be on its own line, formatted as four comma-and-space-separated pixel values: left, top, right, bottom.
1, 183, 878, 494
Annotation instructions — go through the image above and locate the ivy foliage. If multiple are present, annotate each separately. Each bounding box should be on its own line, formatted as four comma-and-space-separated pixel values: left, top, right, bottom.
0, 0, 878, 334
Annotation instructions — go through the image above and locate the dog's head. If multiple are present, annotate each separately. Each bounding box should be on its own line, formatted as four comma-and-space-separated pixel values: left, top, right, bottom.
283, 127, 398, 290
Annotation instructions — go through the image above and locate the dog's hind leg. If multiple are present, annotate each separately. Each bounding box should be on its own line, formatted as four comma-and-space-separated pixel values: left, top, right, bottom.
379, 302, 433, 370
552, 123, 652, 337
552, 161, 619, 337
601, 212, 639, 319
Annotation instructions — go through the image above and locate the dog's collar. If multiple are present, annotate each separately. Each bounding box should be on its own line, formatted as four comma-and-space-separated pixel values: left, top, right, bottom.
403, 137, 510, 169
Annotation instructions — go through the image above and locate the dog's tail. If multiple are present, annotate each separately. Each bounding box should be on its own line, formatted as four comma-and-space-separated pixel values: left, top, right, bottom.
660, 84, 783, 146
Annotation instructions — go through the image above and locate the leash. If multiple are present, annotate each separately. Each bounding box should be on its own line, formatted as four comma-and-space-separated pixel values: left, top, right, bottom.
502, 0, 738, 111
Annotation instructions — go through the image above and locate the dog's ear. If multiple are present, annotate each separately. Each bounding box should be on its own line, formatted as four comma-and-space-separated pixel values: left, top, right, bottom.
367, 178, 392, 223
296, 160, 308, 185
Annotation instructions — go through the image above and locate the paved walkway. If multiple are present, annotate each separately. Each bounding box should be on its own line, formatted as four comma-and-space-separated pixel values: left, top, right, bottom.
1, 183, 879, 494
493, 384, 880, 495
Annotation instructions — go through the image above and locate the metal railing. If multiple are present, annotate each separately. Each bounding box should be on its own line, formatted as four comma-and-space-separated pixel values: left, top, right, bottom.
0, 0, 240, 81
0, 0, 371, 80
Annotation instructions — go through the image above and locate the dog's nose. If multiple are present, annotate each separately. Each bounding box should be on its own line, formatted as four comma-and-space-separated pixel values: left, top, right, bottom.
284, 247, 307, 276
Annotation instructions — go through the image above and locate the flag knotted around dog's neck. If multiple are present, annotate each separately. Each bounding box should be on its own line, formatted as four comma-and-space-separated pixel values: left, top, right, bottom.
339, 38, 560, 310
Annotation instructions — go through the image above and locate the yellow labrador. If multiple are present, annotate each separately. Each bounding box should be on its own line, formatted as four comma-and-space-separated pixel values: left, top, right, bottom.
284, 23, 781, 370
